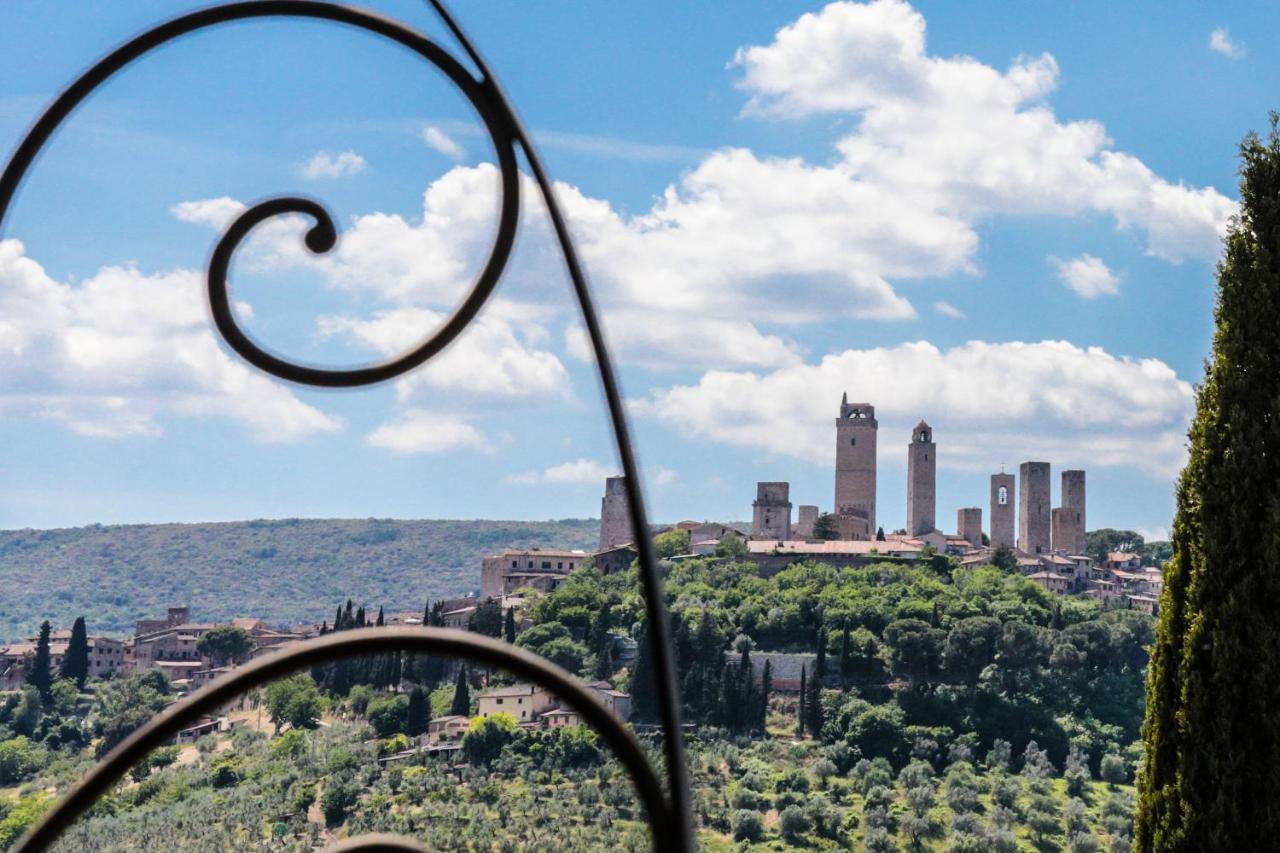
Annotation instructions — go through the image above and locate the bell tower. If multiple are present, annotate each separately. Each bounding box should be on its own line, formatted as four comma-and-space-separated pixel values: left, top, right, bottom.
834, 393, 877, 538
906, 420, 936, 536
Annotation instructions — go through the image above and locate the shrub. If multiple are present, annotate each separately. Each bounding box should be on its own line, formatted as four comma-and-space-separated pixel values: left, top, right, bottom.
731, 809, 763, 842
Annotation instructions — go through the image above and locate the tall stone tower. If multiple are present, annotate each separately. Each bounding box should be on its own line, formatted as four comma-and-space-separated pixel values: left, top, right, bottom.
752, 482, 793, 540
1018, 461, 1051, 554
990, 472, 1015, 550
957, 507, 983, 547
598, 475, 634, 551
906, 420, 936, 535
795, 505, 819, 539
834, 394, 877, 539
1058, 469, 1086, 554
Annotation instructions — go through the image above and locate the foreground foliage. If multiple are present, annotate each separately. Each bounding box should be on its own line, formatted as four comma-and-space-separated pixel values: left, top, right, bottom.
1137, 118, 1280, 851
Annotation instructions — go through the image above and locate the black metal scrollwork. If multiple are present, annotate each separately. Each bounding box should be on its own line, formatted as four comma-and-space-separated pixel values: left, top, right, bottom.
0, 2, 692, 850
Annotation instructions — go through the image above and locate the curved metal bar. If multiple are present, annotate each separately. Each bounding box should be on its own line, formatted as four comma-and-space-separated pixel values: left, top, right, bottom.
0, 2, 693, 848
12, 628, 673, 852
421, 4, 695, 847
0, 1, 520, 388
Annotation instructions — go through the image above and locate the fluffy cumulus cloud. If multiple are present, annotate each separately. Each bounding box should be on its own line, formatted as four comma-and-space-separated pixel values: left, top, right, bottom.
299, 150, 367, 179
733, 0, 1235, 264
508, 458, 618, 485
365, 409, 488, 454
0, 240, 341, 441
635, 340, 1195, 477
422, 126, 465, 161
1209, 27, 1246, 59
1050, 254, 1120, 298
318, 304, 571, 404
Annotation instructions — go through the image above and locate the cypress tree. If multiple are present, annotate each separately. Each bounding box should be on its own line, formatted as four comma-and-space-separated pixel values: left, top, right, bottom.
815, 626, 827, 677
60, 616, 90, 688
796, 666, 806, 738
407, 686, 427, 736
630, 621, 658, 723
1137, 116, 1280, 851
759, 658, 772, 730
450, 665, 471, 717
375, 606, 384, 627
504, 607, 517, 643
27, 620, 53, 700
804, 662, 824, 738
840, 622, 852, 686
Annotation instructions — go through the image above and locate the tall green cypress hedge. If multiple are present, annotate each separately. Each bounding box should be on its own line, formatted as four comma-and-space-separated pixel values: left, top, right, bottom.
1137, 116, 1280, 850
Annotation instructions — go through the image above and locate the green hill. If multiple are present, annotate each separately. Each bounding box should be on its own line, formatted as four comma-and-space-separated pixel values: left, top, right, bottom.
0, 517, 599, 641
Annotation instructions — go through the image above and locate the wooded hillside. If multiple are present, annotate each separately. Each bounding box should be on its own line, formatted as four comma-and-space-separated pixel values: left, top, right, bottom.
0, 518, 598, 641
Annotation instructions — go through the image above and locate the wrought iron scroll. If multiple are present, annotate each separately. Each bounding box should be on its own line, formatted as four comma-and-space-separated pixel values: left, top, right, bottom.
0, 2, 692, 850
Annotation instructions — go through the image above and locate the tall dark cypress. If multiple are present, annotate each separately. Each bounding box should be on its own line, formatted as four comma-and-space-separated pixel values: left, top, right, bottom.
27, 620, 53, 700
450, 665, 471, 717
759, 658, 772, 730
796, 666, 806, 738
804, 662, 824, 738
839, 622, 852, 687
1137, 117, 1280, 851
60, 616, 90, 688
407, 686, 427, 736
504, 607, 517, 643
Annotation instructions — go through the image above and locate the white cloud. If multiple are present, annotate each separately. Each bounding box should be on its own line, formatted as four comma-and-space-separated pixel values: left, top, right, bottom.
365, 409, 489, 454
299, 150, 367, 179
318, 305, 571, 403
933, 301, 964, 319
1209, 27, 1246, 59
173, 0, 1235, 379
422, 126, 465, 161
1050, 254, 1120, 298
732, 0, 1235, 264
653, 467, 679, 486
508, 458, 617, 485
0, 239, 341, 442
635, 339, 1195, 478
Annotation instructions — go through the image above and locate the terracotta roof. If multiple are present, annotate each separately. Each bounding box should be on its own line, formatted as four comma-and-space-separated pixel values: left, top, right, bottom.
480, 683, 546, 699
497, 548, 587, 558
745, 539, 922, 556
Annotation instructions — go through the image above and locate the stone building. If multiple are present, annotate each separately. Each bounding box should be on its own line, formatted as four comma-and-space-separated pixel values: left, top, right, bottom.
906, 420, 937, 536
794, 505, 819, 539
957, 507, 983, 547
1057, 469, 1086, 554
480, 547, 588, 599
834, 394, 877, 539
598, 475, 634, 551
990, 472, 1015, 550
1019, 461, 1051, 554
751, 481, 792, 540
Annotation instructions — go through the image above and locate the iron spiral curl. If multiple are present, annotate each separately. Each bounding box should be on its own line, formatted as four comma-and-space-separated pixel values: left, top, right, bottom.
0, 2, 691, 849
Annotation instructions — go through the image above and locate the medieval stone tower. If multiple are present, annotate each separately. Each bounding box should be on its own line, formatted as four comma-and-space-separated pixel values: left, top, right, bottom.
906, 420, 936, 536
752, 482, 793, 540
1057, 469, 1086, 554
990, 472, 1015, 550
598, 475, 634, 551
957, 507, 983, 547
1019, 461, 1051, 554
835, 394, 877, 539
795, 505, 819, 539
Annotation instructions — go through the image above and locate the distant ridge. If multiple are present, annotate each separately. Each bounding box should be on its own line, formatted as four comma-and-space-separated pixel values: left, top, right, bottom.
0, 517, 599, 642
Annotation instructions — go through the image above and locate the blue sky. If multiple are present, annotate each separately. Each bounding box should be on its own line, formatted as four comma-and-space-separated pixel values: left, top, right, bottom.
0, 0, 1270, 538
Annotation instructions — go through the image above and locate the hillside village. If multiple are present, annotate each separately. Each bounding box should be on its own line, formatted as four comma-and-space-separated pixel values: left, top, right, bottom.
0, 395, 1165, 767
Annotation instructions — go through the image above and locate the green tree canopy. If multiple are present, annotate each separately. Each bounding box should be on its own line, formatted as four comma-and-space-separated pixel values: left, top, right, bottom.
196, 625, 253, 665
1137, 117, 1280, 851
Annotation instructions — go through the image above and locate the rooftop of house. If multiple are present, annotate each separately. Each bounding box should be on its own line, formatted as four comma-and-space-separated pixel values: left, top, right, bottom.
497, 548, 588, 559
746, 539, 923, 555
1106, 551, 1142, 563
480, 683, 548, 699
1027, 571, 1068, 580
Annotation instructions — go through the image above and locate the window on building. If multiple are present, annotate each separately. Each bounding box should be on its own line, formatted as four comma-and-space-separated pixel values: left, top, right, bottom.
511, 560, 517, 568
557, 562, 563, 569
850, 437, 856, 446
527, 561, 533, 568
998, 486, 1008, 505
542, 561, 551, 569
